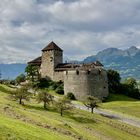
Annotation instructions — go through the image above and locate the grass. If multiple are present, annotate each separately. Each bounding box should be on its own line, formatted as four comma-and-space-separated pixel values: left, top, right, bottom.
101, 94, 140, 118
0, 84, 140, 140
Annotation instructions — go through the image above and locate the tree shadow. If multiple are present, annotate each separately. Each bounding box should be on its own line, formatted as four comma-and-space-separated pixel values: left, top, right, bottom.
68, 114, 96, 124
24, 104, 96, 124
24, 104, 47, 111
24, 104, 60, 114
103, 93, 138, 102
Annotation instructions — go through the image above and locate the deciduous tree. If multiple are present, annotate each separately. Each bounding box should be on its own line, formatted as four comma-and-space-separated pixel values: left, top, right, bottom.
107, 69, 121, 93
15, 74, 26, 85
36, 90, 54, 109
84, 96, 101, 114
11, 84, 31, 105
55, 97, 73, 116
25, 65, 39, 82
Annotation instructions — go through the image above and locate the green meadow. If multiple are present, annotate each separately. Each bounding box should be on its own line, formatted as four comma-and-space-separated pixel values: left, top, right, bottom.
0, 84, 140, 140
102, 94, 140, 118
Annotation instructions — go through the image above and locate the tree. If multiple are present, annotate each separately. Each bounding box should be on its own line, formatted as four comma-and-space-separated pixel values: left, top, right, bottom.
55, 97, 73, 116
122, 78, 140, 99
124, 78, 137, 89
25, 65, 39, 82
107, 69, 121, 93
15, 74, 26, 85
36, 90, 54, 109
11, 84, 31, 105
84, 96, 101, 114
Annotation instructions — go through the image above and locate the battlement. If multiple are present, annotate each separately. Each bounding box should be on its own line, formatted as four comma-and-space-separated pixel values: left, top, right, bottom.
64, 67, 106, 76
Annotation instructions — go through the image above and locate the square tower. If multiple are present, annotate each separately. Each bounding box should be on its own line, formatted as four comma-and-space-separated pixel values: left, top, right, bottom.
41, 41, 63, 80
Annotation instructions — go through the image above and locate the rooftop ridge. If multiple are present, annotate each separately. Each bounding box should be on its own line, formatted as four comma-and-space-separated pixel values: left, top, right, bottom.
42, 41, 63, 51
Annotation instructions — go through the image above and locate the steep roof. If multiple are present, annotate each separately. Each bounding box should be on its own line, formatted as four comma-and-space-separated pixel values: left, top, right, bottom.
42, 41, 63, 51
28, 56, 41, 66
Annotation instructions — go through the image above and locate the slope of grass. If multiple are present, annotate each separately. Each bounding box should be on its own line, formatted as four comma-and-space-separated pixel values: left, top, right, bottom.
0, 115, 72, 140
0, 84, 140, 140
102, 94, 140, 118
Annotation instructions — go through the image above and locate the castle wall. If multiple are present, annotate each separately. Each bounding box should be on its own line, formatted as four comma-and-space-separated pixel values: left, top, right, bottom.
53, 71, 64, 81
64, 69, 108, 101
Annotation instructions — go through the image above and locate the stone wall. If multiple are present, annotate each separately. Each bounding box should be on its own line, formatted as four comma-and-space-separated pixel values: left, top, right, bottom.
40, 50, 63, 80
53, 71, 64, 81
64, 68, 108, 101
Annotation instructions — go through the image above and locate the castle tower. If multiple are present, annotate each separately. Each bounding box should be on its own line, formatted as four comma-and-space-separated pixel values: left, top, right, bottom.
41, 41, 63, 80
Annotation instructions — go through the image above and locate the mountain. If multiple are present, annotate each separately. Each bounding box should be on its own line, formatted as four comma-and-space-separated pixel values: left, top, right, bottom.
83, 46, 140, 80
0, 63, 27, 80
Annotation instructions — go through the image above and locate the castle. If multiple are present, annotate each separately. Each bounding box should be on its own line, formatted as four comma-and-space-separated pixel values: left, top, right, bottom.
28, 41, 109, 100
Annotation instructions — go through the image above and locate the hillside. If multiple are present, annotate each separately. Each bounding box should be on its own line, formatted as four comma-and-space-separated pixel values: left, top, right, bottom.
83, 46, 140, 79
0, 84, 140, 140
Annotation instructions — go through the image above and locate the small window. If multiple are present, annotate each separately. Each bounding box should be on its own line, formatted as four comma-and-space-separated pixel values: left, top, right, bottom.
76, 70, 79, 75
50, 57, 53, 62
99, 69, 101, 75
87, 70, 90, 74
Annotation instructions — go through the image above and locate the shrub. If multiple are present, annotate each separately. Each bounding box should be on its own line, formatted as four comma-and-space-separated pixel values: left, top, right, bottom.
55, 86, 64, 95
15, 74, 26, 85
66, 92, 76, 100
34, 78, 49, 89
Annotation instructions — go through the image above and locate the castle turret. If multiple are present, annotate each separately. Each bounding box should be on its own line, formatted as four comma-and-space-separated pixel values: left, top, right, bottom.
41, 41, 63, 80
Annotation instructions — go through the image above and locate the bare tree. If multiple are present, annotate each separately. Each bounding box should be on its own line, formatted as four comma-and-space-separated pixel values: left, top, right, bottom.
84, 96, 101, 114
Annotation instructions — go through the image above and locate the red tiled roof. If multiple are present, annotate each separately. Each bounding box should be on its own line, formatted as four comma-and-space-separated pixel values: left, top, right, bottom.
42, 41, 63, 51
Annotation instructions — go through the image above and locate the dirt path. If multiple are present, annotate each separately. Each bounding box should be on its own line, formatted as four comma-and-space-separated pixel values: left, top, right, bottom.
74, 104, 140, 128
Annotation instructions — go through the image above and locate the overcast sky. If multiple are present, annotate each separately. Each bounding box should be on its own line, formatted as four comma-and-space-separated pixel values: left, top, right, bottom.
1, 0, 140, 63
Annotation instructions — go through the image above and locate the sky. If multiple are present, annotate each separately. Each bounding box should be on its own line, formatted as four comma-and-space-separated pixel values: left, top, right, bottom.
0, 0, 140, 63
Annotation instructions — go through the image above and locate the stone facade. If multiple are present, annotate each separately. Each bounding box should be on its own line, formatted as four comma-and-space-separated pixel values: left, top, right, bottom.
41, 50, 63, 80
28, 41, 109, 101
64, 69, 108, 100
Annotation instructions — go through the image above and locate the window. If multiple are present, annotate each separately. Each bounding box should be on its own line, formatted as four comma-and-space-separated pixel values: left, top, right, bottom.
76, 70, 79, 75
50, 57, 53, 62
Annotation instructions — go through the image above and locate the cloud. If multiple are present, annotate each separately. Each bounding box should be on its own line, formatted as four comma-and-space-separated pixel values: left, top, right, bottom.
0, 0, 140, 63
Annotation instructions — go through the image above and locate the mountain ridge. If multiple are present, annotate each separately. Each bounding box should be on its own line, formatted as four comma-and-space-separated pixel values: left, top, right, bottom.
83, 46, 140, 79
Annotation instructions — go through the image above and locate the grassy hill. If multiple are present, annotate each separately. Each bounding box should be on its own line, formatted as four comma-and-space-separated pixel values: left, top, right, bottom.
0, 84, 140, 140
102, 94, 140, 118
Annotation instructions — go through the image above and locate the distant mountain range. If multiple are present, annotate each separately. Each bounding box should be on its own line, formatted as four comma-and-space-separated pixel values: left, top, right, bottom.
0, 64, 27, 80
83, 46, 140, 80
0, 46, 140, 80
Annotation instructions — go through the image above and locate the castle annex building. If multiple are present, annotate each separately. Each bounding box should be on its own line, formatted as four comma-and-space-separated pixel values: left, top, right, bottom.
28, 41, 109, 100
